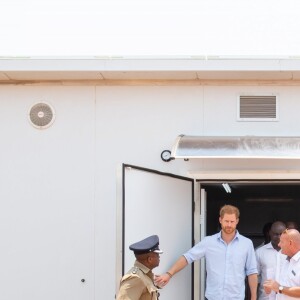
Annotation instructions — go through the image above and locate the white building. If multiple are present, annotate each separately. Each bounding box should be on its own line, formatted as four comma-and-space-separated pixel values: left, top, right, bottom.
2, 56, 300, 300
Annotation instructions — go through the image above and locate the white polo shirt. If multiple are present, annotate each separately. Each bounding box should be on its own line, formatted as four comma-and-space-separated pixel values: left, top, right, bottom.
277, 251, 300, 300
256, 242, 278, 300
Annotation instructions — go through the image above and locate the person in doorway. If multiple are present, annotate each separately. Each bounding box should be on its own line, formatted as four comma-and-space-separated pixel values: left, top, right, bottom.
256, 222, 273, 249
256, 221, 286, 300
117, 235, 163, 300
286, 221, 299, 230
263, 229, 300, 298
155, 205, 258, 300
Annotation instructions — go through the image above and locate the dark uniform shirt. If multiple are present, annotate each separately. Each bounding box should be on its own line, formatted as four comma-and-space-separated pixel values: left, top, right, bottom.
116, 261, 159, 300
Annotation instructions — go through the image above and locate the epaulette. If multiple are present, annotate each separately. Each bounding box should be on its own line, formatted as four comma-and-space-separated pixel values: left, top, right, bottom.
131, 266, 139, 274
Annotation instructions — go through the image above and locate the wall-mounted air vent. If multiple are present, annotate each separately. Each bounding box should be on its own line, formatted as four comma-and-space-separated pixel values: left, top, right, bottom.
29, 103, 55, 129
238, 95, 278, 121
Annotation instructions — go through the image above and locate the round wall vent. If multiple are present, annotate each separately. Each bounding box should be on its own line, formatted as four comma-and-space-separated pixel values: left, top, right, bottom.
29, 102, 55, 129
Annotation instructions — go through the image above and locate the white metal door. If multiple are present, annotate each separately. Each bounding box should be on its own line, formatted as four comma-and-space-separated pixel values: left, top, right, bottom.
120, 164, 194, 300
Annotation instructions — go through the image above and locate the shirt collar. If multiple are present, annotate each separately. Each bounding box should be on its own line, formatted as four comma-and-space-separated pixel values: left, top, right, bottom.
291, 251, 300, 262
265, 242, 276, 249
134, 260, 151, 274
217, 230, 239, 241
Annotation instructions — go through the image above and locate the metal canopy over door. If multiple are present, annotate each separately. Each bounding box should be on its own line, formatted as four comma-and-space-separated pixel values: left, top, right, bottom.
121, 164, 194, 300
171, 135, 300, 159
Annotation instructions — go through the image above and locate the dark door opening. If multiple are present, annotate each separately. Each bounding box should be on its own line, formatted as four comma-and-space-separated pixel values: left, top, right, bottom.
200, 181, 300, 300
201, 181, 300, 246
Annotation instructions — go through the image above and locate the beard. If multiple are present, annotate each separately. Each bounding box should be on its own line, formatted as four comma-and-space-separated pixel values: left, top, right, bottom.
222, 226, 236, 234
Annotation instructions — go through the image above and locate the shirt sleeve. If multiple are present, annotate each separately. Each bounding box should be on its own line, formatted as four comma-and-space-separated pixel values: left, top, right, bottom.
246, 241, 258, 276
255, 248, 262, 282
183, 238, 207, 264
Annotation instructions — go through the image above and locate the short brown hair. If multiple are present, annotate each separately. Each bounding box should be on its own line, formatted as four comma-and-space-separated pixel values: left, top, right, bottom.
219, 205, 240, 218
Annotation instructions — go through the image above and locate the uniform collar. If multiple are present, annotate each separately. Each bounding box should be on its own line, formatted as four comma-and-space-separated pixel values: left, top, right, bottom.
134, 260, 151, 274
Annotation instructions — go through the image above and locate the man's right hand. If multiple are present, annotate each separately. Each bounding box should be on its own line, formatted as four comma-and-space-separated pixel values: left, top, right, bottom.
154, 273, 172, 288
263, 279, 279, 294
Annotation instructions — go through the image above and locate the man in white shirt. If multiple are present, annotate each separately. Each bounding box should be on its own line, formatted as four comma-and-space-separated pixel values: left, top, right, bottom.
256, 221, 286, 300
264, 229, 300, 299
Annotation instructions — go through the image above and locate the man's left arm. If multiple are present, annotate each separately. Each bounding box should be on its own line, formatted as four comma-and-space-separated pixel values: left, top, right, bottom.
248, 273, 258, 300
245, 241, 258, 300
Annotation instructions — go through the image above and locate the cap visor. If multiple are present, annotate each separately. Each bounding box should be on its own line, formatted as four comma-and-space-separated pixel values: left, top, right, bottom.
153, 249, 163, 254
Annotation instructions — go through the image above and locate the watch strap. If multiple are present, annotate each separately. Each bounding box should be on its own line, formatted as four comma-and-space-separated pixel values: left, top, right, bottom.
279, 286, 284, 294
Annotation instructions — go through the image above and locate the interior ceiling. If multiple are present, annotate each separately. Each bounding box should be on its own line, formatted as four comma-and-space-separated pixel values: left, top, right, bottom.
201, 182, 300, 202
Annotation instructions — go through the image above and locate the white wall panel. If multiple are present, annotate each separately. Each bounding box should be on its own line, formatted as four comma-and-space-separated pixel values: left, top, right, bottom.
203, 86, 279, 135
0, 86, 95, 300
198, 85, 300, 170
95, 86, 203, 299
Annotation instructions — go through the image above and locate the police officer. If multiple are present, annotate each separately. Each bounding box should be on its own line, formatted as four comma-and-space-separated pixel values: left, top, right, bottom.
116, 235, 163, 300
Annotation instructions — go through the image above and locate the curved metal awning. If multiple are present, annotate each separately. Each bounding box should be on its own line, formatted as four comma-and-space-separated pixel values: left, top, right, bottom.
171, 135, 300, 159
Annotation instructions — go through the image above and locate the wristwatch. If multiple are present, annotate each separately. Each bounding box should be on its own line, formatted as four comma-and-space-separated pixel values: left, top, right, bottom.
279, 286, 284, 294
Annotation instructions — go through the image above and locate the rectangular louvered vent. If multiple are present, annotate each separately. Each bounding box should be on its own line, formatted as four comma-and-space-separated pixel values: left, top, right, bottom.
238, 95, 278, 121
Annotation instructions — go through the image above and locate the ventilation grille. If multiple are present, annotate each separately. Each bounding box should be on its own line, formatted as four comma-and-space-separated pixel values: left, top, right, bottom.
238, 95, 277, 121
29, 103, 55, 129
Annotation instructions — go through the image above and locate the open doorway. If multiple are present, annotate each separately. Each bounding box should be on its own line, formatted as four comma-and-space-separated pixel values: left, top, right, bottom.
200, 181, 300, 246
199, 181, 300, 300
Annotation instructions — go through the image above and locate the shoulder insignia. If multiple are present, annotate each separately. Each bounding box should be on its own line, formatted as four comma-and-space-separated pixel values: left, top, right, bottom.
131, 266, 139, 274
